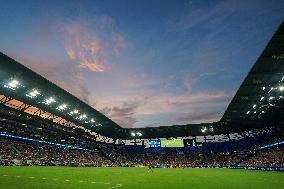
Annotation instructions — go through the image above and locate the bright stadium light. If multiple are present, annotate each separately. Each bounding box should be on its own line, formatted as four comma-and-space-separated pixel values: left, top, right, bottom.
42, 97, 56, 105
246, 111, 250, 114
77, 114, 87, 120
201, 127, 207, 133
253, 104, 257, 109
68, 109, 79, 115
260, 97, 264, 101
56, 104, 67, 111
90, 118, 96, 123
136, 132, 142, 137
26, 89, 41, 98
131, 132, 136, 137
262, 87, 266, 90
4, 79, 23, 90
269, 97, 274, 101
279, 86, 284, 91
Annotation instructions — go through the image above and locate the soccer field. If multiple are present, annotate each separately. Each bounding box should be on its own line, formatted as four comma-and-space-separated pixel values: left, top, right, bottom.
0, 167, 284, 189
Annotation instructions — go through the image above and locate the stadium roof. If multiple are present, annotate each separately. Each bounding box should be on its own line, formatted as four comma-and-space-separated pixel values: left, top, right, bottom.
0, 54, 126, 138
0, 20, 283, 139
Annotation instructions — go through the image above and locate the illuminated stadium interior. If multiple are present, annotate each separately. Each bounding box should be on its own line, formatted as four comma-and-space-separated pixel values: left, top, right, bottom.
0, 1, 284, 189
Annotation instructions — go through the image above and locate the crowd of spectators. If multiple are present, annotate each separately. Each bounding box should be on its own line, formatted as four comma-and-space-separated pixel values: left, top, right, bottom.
240, 146, 284, 167
1, 136, 283, 168
108, 148, 243, 168
1, 117, 284, 168
0, 137, 113, 167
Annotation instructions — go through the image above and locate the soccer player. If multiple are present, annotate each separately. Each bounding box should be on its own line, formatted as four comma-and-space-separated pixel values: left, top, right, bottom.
148, 165, 154, 172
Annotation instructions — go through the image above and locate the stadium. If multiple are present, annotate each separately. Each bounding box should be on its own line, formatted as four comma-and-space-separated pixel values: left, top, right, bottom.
1, 1, 284, 189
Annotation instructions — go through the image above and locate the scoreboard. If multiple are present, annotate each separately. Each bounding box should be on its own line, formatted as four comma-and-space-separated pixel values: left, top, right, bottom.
148, 140, 161, 148
148, 138, 196, 148
183, 139, 196, 147
160, 139, 184, 147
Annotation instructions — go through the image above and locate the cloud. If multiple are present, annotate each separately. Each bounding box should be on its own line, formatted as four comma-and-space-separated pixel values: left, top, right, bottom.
63, 21, 107, 72
176, 111, 221, 124
182, 71, 217, 91
112, 32, 126, 54
93, 90, 234, 127
177, 0, 272, 31
12, 54, 91, 103
62, 16, 126, 72
121, 73, 175, 90
175, 0, 284, 76
100, 102, 140, 128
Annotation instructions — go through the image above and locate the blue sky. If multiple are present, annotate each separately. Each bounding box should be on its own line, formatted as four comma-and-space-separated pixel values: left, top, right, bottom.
1, 0, 284, 128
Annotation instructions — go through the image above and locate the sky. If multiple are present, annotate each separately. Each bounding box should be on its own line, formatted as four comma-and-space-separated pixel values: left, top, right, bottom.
0, 0, 284, 128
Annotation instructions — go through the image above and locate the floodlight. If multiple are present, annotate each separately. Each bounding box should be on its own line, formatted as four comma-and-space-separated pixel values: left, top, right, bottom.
262, 87, 266, 90
68, 109, 79, 115
4, 79, 23, 90
268, 87, 274, 93
260, 97, 264, 101
253, 104, 257, 109
246, 111, 250, 114
56, 104, 67, 111
136, 132, 142, 137
279, 86, 284, 91
42, 97, 56, 105
82, 114, 87, 118
77, 114, 87, 120
131, 132, 136, 136
201, 127, 207, 133
269, 97, 274, 100
90, 118, 96, 123
26, 89, 41, 98
96, 123, 103, 127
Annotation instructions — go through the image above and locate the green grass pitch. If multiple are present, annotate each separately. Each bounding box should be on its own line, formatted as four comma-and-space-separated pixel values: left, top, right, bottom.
0, 167, 284, 189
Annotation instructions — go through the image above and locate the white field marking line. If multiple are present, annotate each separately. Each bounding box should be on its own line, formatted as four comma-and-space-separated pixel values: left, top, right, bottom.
3, 175, 8, 177
65, 179, 70, 182
108, 184, 123, 189
42, 178, 47, 180
15, 176, 21, 178
29, 177, 35, 179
